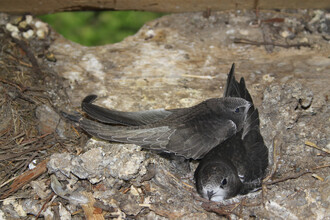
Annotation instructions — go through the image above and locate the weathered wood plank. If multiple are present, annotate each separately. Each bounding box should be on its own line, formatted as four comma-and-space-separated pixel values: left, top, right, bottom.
0, 0, 329, 15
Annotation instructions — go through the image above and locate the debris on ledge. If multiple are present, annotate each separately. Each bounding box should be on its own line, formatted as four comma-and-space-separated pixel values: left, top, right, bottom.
0, 10, 329, 219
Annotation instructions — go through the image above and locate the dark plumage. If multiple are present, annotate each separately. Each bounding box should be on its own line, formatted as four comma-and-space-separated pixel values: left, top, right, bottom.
63, 64, 251, 160
62, 64, 268, 201
194, 64, 268, 201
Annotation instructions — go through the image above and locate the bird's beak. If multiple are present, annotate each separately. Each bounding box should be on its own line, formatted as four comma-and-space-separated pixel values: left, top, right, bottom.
243, 102, 252, 120
245, 102, 252, 115
243, 102, 252, 123
207, 190, 214, 200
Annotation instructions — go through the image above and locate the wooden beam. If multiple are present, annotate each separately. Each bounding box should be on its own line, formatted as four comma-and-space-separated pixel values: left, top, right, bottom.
0, 0, 329, 15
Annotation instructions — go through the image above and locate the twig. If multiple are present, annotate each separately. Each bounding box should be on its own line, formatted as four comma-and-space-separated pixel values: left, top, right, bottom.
0, 141, 52, 161
148, 205, 184, 219
234, 38, 311, 48
21, 151, 38, 174
201, 201, 241, 219
131, 185, 145, 203
36, 192, 56, 219
0, 78, 26, 92
19, 132, 52, 146
261, 23, 274, 53
262, 134, 281, 206
265, 170, 312, 185
305, 141, 330, 154
121, 187, 130, 194
10, 37, 44, 76
165, 170, 194, 190
0, 176, 17, 189
311, 174, 324, 181
81, 192, 105, 220
263, 136, 281, 183
3, 133, 25, 146
71, 125, 81, 137
262, 18, 285, 23
264, 164, 330, 186
181, 74, 214, 79
0, 158, 49, 199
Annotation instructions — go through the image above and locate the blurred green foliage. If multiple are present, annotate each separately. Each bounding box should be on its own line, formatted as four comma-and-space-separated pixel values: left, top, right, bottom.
39, 11, 164, 46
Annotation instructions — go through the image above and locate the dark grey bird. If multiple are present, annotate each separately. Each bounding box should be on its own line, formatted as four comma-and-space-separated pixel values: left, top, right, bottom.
194, 65, 268, 201
62, 64, 251, 160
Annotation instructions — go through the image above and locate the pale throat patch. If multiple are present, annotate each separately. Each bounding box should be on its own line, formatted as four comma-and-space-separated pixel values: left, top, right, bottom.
202, 185, 228, 202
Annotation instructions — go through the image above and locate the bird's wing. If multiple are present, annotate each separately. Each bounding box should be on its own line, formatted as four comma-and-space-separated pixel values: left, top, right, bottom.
224, 63, 252, 102
64, 109, 238, 160
81, 95, 172, 126
225, 67, 268, 188
77, 117, 173, 149
224, 63, 258, 139
165, 112, 238, 159
241, 109, 268, 180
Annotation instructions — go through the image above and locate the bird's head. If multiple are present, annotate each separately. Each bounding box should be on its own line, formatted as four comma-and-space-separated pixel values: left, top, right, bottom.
222, 97, 251, 131
195, 160, 242, 202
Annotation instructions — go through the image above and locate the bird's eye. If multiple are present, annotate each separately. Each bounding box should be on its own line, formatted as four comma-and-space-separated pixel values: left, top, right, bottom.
235, 108, 240, 113
222, 178, 227, 185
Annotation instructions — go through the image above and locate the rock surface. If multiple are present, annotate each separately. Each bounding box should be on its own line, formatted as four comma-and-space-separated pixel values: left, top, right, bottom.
0, 9, 329, 219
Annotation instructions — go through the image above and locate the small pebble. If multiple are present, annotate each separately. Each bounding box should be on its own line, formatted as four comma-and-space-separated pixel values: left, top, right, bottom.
25, 15, 33, 24
35, 21, 47, 29
145, 29, 155, 39
239, 29, 249, 35
281, 30, 290, 38
10, 31, 20, 39
262, 74, 275, 82
299, 38, 309, 43
36, 29, 46, 39
23, 29, 34, 39
6, 23, 19, 32
18, 20, 28, 29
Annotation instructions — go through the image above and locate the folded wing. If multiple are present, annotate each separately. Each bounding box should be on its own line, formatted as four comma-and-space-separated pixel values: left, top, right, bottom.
64, 105, 238, 159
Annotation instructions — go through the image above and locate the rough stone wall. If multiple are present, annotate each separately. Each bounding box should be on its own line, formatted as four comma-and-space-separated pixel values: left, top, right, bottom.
0, 10, 329, 219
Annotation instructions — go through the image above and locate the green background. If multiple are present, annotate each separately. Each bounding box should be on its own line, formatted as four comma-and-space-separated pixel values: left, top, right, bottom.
39, 11, 164, 46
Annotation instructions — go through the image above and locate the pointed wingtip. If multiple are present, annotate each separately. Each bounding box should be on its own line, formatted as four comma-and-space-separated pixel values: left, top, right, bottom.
228, 63, 235, 80
230, 63, 235, 72
61, 111, 82, 122
224, 63, 236, 97
82, 94, 98, 110
82, 95, 98, 104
